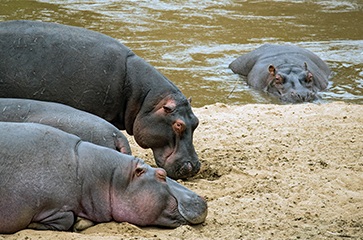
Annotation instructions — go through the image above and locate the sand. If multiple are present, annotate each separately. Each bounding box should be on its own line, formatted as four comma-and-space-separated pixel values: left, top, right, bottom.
1, 102, 363, 239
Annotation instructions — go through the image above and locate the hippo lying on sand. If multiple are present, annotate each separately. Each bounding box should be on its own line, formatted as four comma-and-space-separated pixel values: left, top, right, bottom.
229, 44, 330, 103
0, 122, 207, 234
0, 98, 131, 154
0, 20, 199, 179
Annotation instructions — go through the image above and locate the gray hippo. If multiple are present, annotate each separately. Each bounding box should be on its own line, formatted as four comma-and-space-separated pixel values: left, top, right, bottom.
229, 44, 330, 103
0, 20, 199, 179
0, 98, 131, 154
0, 122, 207, 234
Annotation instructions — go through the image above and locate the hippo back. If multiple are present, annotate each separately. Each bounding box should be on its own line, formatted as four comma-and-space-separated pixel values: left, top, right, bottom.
0, 98, 131, 154
0, 20, 131, 122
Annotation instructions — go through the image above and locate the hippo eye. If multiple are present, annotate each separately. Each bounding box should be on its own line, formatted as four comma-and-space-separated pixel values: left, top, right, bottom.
273, 75, 284, 88
275, 75, 284, 83
173, 120, 186, 135
306, 73, 313, 83
155, 168, 167, 182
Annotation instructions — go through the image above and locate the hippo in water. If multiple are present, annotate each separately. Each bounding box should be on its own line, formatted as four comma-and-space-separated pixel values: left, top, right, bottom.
0, 98, 131, 154
0, 20, 199, 179
229, 44, 330, 103
0, 122, 207, 234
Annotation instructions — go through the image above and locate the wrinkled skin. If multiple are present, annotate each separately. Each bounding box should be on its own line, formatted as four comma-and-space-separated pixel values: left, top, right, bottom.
0, 20, 200, 179
0, 122, 207, 234
229, 44, 330, 103
0, 98, 131, 154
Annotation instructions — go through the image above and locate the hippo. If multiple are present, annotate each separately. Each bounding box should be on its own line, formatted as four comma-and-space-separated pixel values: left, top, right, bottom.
229, 44, 330, 103
0, 122, 207, 234
0, 20, 199, 179
0, 98, 131, 154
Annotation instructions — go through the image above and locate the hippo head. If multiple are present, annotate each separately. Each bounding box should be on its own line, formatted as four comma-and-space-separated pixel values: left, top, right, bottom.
264, 63, 321, 103
133, 94, 200, 179
111, 159, 207, 227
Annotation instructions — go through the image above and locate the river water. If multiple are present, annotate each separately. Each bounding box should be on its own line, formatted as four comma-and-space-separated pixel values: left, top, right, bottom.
1, 0, 363, 107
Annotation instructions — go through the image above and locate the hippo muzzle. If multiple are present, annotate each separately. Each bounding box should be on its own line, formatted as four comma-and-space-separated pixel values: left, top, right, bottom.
279, 90, 321, 103
166, 178, 208, 224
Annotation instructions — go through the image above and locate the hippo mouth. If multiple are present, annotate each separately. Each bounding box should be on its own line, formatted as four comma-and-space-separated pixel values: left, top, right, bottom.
279, 91, 321, 103
155, 137, 200, 179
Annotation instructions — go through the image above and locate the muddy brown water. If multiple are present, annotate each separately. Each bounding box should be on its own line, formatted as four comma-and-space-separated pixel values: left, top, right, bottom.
1, 0, 363, 107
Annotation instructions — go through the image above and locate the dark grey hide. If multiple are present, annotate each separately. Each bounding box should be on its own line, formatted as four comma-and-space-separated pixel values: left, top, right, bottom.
0, 20, 200, 179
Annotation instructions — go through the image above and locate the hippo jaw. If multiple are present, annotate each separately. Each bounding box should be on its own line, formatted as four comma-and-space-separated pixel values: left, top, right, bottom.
153, 135, 201, 179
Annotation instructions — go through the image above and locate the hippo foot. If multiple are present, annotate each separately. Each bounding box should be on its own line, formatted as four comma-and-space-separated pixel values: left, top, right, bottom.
73, 217, 95, 232
27, 222, 51, 230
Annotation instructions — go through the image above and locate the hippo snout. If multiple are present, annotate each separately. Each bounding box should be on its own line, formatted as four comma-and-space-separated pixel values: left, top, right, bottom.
167, 178, 208, 225
168, 159, 201, 180
279, 91, 320, 103
178, 194, 208, 224
181, 161, 201, 178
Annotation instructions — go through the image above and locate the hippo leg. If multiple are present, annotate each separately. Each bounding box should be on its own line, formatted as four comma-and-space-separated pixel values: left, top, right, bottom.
72, 217, 95, 232
28, 211, 75, 231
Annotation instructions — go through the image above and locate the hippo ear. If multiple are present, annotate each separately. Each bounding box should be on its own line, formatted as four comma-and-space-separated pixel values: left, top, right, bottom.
304, 62, 308, 71
135, 167, 145, 177
268, 65, 276, 76
188, 97, 192, 104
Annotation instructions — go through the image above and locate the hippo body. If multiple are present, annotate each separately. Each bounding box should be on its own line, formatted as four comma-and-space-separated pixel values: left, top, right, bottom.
0, 20, 199, 179
0, 98, 131, 154
229, 44, 330, 103
0, 122, 207, 234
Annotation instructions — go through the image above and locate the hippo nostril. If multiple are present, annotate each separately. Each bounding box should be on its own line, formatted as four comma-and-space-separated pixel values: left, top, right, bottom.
187, 162, 192, 171
199, 195, 207, 201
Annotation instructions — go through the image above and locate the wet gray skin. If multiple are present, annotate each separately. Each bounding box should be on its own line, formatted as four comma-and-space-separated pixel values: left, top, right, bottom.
229, 44, 330, 103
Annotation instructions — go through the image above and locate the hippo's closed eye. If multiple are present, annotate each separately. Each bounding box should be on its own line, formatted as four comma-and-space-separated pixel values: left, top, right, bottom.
155, 168, 167, 182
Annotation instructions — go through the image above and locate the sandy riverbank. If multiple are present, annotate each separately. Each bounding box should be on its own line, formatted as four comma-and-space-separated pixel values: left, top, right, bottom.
1, 102, 363, 239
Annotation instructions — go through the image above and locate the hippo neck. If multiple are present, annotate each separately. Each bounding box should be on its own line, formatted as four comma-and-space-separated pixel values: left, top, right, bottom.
76, 142, 133, 222
120, 54, 181, 135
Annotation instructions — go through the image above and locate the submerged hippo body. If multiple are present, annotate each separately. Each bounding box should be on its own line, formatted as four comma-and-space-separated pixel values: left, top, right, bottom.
0, 98, 131, 154
229, 44, 330, 103
0, 122, 207, 234
0, 20, 199, 179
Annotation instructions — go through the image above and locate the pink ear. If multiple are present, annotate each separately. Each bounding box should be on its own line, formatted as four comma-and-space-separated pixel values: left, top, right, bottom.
268, 64, 276, 76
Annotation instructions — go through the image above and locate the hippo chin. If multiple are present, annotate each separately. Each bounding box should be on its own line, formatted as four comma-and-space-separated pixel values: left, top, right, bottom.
229, 44, 331, 103
0, 20, 200, 179
0, 122, 207, 234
